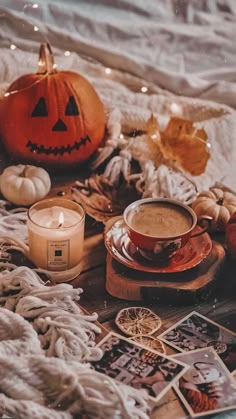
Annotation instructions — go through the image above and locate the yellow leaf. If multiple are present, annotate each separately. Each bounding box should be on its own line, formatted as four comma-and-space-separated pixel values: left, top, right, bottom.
161, 117, 210, 176
146, 113, 161, 143
163, 117, 208, 141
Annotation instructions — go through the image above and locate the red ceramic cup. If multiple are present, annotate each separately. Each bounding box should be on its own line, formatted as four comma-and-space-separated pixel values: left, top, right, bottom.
123, 198, 211, 261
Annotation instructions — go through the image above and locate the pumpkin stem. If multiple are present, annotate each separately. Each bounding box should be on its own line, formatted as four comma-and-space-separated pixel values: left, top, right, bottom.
20, 167, 27, 177
37, 43, 56, 75
217, 197, 224, 206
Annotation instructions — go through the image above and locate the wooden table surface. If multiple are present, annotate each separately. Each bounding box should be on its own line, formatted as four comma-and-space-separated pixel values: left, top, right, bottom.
50, 172, 236, 419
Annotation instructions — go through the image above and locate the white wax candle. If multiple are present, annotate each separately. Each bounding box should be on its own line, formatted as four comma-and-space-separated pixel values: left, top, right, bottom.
28, 204, 84, 271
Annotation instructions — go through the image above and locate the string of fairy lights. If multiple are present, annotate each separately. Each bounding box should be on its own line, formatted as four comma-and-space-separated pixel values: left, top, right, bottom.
3, 2, 152, 97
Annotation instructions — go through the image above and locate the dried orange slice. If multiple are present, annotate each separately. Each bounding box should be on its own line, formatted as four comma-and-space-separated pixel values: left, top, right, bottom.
115, 307, 162, 336
130, 335, 166, 353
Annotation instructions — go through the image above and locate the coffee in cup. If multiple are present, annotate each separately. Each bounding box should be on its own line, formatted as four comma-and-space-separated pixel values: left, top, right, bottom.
123, 198, 211, 261
126, 201, 193, 238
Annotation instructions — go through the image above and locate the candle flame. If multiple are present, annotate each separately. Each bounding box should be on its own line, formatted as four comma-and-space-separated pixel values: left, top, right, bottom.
58, 211, 64, 228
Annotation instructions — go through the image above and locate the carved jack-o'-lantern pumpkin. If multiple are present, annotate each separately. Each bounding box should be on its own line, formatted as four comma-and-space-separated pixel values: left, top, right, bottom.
0, 43, 106, 168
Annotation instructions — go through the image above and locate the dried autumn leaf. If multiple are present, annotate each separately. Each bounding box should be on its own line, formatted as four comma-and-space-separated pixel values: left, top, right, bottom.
115, 307, 162, 336
163, 117, 208, 140
146, 113, 161, 143
71, 175, 140, 223
160, 117, 210, 176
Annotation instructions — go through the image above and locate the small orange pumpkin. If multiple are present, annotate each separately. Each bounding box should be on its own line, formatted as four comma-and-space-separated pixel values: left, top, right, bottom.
0, 43, 106, 169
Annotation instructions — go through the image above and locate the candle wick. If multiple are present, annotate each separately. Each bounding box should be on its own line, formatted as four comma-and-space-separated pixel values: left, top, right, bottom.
58, 211, 64, 228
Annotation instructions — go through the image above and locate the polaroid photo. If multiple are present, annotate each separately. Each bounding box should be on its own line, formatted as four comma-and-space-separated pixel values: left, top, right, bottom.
173, 347, 236, 417
90, 332, 188, 402
159, 311, 236, 373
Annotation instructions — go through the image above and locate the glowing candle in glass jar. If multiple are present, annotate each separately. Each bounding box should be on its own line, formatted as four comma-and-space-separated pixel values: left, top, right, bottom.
27, 198, 85, 272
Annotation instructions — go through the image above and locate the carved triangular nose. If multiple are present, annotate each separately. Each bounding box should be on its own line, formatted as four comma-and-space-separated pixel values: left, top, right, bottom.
52, 119, 67, 131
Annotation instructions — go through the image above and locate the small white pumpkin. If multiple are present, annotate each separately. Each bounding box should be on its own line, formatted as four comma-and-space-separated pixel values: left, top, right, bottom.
192, 187, 236, 232
0, 164, 51, 206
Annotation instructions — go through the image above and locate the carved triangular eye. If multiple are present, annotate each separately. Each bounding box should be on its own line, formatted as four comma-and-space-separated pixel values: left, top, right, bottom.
65, 96, 79, 116
32, 97, 48, 117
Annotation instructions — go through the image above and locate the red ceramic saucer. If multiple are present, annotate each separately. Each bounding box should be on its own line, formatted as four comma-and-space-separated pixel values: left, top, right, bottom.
104, 218, 212, 273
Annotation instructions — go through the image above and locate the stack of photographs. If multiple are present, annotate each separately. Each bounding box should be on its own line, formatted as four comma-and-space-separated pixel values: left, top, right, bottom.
159, 311, 236, 417
91, 333, 188, 402
92, 311, 236, 417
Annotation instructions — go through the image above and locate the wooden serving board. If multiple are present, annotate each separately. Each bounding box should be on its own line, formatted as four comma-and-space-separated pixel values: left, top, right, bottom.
106, 241, 225, 304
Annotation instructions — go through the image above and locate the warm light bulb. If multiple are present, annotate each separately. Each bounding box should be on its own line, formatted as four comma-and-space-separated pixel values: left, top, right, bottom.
32, 3, 39, 8
170, 102, 182, 115
34, 26, 39, 32
10, 44, 16, 50
141, 86, 148, 93
105, 68, 111, 74
64, 50, 71, 56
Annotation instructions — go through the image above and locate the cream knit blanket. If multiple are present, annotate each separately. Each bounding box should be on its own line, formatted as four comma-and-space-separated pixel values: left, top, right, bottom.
0, 264, 150, 419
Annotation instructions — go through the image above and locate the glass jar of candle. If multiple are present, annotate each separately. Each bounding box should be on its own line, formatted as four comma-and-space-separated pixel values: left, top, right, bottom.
27, 198, 85, 281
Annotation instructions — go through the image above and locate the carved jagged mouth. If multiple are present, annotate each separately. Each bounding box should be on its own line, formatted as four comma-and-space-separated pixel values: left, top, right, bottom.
26, 136, 91, 156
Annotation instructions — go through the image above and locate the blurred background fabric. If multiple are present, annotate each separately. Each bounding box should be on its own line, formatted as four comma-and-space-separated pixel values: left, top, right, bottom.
0, 0, 236, 107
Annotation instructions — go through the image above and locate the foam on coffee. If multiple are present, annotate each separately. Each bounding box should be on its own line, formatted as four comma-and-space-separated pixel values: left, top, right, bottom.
128, 202, 193, 237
